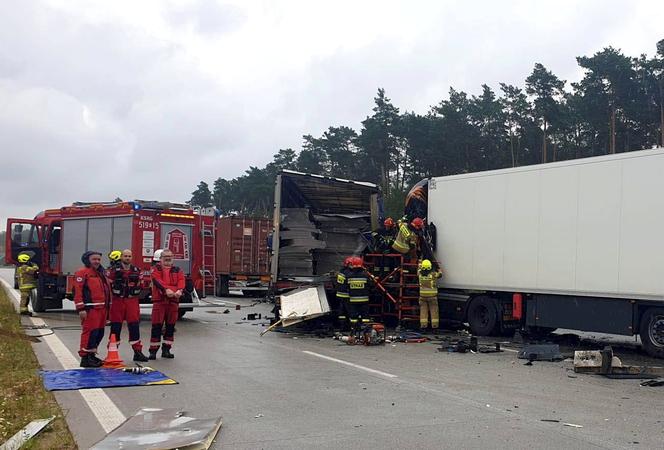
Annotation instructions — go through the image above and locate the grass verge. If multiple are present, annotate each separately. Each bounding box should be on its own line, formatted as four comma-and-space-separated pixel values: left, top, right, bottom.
0, 286, 77, 449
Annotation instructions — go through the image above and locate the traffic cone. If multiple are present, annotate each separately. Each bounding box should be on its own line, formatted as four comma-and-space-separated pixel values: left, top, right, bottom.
103, 333, 125, 368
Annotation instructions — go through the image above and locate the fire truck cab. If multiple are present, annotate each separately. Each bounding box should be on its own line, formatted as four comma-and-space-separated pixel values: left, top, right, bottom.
6, 200, 216, 316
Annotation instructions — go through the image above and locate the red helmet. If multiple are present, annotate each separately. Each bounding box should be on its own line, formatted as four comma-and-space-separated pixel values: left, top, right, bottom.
350, 256, 364, 268
411, 217, 424, 230
343, 256, 353, 267
383, 217, 395, 229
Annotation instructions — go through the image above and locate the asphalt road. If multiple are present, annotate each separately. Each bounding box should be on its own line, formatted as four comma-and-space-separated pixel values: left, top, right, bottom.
2, 268, 662, 449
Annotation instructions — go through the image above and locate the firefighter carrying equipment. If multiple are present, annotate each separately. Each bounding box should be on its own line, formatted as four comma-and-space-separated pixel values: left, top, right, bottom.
109, 264, 142, 298
17, 253, 31, 263
109, 250, 122, 262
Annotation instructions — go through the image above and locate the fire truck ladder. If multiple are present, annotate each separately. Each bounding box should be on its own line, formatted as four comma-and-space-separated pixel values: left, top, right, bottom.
200, 221, 216, 297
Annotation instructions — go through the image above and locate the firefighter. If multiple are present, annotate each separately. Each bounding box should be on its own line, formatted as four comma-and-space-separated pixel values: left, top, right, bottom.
371, 217, 397, 253
392, 217, 424, 263
345, 256, 371, 333
336, 257, 352, 327
418, 259, 442, 331
149, 248, 185, 359
107, 249, 149, 362
73, 251, 111, 368
16, 253, 38, 316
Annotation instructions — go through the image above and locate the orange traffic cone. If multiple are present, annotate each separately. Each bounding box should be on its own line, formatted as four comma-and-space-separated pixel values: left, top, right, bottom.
103, 333, 125, 368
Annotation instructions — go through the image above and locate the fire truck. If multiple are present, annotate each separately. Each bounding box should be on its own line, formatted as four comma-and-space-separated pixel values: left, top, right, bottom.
5, 200, 217, 317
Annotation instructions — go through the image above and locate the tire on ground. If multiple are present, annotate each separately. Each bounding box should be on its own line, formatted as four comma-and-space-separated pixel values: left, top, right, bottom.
467, 295, 499, 336
639, 307, 664, 359
31, 286, 47, 312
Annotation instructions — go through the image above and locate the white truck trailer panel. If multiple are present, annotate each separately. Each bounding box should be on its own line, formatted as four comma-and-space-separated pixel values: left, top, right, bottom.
428, 148, 664, 301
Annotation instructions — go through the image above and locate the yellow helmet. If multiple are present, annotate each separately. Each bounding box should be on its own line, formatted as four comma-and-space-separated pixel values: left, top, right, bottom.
420, 259, 432, 270
108, 250, 122, 262
17, 253, 31, 263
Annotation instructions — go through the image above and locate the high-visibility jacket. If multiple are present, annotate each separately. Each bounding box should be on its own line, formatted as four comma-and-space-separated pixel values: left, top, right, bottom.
392, 221, 416, 254
346, 267, 369, 303
151, 264, 185, 303
107, 263, 142, 298
17, 263, 39, 290
73, 266, 111, 311
336, 267, 350, 300
418, 269, 442, 298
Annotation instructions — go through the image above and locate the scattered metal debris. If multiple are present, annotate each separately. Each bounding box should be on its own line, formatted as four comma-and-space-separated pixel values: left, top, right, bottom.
90, 408, 222, 450
0, 416, 54, 450
518, 344, 563, 362
574, 347, 664, 378
640, 378, 664, 387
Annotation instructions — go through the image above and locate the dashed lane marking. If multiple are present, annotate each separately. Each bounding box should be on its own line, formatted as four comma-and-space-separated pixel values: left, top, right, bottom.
302, 350, 398, 378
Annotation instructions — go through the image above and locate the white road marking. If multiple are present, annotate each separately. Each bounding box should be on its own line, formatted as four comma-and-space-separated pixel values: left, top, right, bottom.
1, 280, 126, 433
302, 350, 398, 378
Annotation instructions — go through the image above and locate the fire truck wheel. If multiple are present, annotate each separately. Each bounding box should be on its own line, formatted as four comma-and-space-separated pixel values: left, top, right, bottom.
640, 307, 664, 359
30, 287, 46, 312
217, 275, 230, 297
467, 296, 499, 336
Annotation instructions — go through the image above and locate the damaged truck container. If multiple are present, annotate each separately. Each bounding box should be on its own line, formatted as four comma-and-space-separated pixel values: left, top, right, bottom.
270, 170, 381, 293
422, 147, 664, 358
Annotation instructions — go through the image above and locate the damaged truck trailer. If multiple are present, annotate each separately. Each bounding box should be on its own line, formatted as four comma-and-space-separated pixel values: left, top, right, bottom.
270, 171, 381, 304
422, 148, 664, 358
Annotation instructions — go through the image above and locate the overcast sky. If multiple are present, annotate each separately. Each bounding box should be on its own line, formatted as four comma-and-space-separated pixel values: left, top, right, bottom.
1, 0, 663, 224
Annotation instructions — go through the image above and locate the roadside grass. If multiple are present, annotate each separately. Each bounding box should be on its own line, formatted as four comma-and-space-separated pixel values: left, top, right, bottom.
0, 286, 77, 449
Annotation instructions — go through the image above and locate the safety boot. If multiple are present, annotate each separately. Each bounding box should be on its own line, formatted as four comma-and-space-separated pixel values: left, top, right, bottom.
161, 346, 174, 359
80, 354, 102, 368
90, 354, 103, 365
133, 350, 149, 362
148, 350, 158, 360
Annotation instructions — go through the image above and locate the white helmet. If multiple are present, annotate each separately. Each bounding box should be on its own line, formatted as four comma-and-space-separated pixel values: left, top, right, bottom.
153, 249, 164, 262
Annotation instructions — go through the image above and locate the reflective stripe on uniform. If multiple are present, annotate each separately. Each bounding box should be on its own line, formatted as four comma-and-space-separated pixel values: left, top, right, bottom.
336, 292, 350, 298
349, 297, 369, 303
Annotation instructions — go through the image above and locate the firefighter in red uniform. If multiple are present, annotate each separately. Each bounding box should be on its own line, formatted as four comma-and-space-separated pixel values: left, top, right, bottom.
73, 251, 111, 368
107, 249, 149, 362
149, 249, 185, 359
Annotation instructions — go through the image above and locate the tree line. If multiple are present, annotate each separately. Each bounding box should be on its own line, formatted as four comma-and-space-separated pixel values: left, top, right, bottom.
190, 40, 664, 218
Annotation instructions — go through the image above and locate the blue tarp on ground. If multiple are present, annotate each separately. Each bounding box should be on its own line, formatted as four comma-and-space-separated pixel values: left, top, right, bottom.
40, 368, 177, 391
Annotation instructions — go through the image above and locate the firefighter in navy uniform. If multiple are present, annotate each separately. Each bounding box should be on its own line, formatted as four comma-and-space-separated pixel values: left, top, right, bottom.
107, 249, 149, 362
336, 257, 352, 328
149, 249, 185, 360
73, 251, 111, 368
16, 253, 39, 316
342, 256, 371, 334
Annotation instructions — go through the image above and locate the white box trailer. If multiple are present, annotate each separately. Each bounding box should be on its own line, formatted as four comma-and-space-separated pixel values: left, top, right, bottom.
424, 148, 664, 357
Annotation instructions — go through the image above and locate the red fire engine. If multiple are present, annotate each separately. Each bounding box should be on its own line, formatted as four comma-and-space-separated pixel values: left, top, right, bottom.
5, 200, 216, 317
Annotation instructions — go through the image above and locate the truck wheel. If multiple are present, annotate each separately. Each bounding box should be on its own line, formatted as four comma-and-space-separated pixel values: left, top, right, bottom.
639, 307, 664, 358
217, 276, 229, 297
31, 287, 47, 313
467, 296, 499, 336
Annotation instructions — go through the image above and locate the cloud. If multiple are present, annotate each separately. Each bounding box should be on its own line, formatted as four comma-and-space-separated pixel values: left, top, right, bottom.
1, 0, 663, 225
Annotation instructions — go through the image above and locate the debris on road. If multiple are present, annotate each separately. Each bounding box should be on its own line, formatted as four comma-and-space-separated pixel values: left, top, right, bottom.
517, 344, 563, 362
261, 285, 330, 336
574, 346, 664, 378
640, 378, 664, 387
0, 416, 54, 450
254, 414, 264, 419
563, 423, 584, 428
91, 408, 222, 450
